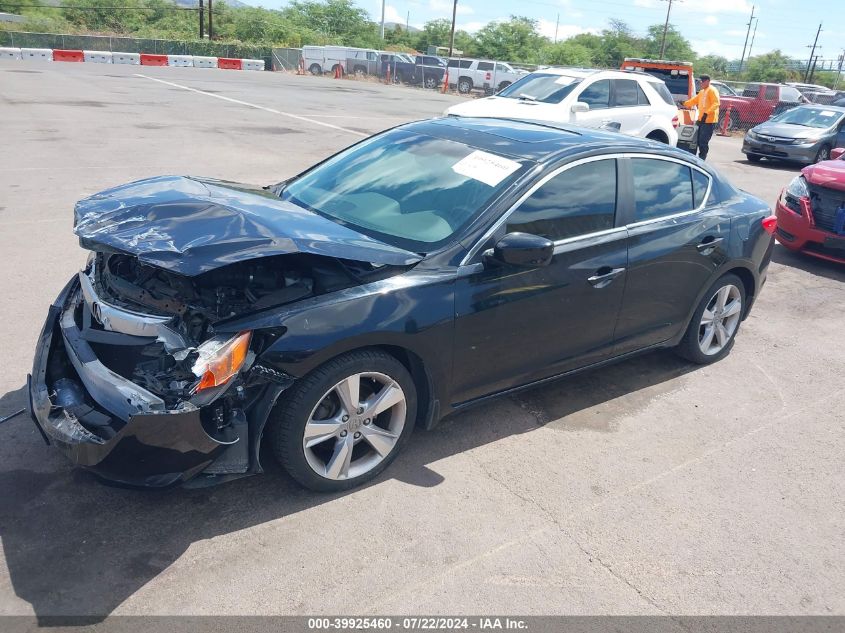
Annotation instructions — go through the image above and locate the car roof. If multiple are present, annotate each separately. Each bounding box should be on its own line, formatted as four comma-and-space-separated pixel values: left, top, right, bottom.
399, 116, 689, 163
526, 67, 662, 82
791, 104, 845, 113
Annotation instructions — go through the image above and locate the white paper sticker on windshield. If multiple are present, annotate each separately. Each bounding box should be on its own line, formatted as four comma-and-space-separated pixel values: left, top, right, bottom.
452, 150, 521, 187
555, 75, 577, 85
820, 110, 836, 116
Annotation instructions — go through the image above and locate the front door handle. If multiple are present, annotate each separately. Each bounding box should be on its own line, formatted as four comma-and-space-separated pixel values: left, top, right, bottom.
588, 267, 626, 289
697, 236, 725, 254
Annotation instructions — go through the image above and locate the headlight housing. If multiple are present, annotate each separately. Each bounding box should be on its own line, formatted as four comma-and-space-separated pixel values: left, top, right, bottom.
785, 176, 809, 199
192, 331, 252, 393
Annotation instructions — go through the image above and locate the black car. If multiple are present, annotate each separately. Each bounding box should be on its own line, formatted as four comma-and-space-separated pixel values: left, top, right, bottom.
28, 117, 776, 491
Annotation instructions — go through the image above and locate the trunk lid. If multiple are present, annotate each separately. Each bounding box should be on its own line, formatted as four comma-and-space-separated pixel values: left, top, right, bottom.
74, 176, 422, 276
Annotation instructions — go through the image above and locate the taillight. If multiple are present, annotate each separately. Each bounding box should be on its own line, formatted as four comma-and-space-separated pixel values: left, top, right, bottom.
762, 215, 777, 235
672, 115, 679, 128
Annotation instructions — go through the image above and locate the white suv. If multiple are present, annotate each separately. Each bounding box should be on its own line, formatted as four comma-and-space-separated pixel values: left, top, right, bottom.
445, 68, 680, 146
446, 58, 525, 94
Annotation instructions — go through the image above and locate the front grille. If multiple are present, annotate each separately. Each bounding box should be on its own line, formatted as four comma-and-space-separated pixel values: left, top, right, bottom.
807, 184, 845, 233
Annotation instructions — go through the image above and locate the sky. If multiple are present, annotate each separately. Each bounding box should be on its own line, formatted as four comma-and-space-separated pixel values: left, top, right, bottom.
248, 0, 843, 64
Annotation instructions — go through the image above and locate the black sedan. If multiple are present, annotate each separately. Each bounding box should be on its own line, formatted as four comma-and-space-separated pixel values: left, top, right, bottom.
28, 117, 776, 491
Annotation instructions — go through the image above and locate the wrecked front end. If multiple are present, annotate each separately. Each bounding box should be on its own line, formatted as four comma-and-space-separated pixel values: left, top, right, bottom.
27, 258, 300, 487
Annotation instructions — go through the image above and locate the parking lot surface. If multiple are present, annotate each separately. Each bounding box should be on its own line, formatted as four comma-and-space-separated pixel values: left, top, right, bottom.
1, 62, 843, 618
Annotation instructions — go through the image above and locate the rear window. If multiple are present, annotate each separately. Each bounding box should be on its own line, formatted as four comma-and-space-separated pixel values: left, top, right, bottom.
448, 59, 472, 69
650, 81, 676, 105
642, 69, 691, 97
743, 84, 760, 97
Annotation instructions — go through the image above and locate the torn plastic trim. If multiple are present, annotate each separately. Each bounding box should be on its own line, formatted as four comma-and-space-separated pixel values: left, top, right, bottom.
78, 261, 189, 354
60, 288, 170, 422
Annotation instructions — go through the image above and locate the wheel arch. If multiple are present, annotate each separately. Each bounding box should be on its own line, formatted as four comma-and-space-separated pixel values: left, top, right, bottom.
645, 129, 670, 144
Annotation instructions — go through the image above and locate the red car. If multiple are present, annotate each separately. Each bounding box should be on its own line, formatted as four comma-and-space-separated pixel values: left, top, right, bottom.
775, 147, 845, 263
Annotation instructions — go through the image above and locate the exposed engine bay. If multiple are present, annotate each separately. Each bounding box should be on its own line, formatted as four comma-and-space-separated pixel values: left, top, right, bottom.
77, 251, 404, 406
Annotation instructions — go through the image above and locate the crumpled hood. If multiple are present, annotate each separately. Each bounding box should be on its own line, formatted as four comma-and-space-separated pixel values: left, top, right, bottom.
753, 122, 834, 140
802, 159, 845, 192
74, 176, 422, 276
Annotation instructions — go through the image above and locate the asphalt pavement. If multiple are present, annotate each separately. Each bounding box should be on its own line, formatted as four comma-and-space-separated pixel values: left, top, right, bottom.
0, 62, 843, 619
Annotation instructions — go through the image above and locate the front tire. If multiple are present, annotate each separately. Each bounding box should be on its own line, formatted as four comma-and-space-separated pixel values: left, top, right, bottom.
424, 75, 438, 89
814, 144, 831, 163
675, 274, 746, 365
309, 63, 322, 75
267, 350, 417, 492
746, 153, 762, 162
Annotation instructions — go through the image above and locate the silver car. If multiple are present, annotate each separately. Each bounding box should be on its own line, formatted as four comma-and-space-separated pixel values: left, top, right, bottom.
743, 105, 845, 164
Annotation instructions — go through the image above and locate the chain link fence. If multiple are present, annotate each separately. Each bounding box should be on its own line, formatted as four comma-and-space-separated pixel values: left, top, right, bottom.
0, 31, 272, 67
271, 48, 301, 72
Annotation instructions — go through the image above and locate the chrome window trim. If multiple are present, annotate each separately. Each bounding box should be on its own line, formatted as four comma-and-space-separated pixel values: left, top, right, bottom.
460, 152, 713, 266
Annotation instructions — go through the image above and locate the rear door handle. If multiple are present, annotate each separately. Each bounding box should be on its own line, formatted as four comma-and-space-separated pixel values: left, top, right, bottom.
588, 267, 626, 288
697, 236, 725, 253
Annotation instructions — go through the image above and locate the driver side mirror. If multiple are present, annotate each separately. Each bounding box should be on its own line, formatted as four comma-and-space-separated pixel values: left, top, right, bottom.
489, 232, 554, 268
571, 101, 590, 114
832, 147, 845, 160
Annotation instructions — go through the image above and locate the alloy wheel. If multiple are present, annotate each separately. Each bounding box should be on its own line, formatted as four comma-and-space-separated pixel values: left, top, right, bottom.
815, 146, 830, 163
698, 284, 742, 356
302, 372, 407, 481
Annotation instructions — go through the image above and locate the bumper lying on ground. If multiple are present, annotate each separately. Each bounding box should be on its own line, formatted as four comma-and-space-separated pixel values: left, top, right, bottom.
775, 199, 845, 264
27, 276, 290, 487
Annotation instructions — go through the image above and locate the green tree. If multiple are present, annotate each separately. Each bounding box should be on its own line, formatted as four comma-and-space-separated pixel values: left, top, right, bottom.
643, 23, 695, 61
474, 16, 546, 63
413, 18, 452, 53
541, 39, 594, 66
696, 54, 729, 77
745, 50, 799, 83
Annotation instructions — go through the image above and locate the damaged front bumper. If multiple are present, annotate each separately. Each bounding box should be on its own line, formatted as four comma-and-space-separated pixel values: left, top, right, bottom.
27, 275, 293, 488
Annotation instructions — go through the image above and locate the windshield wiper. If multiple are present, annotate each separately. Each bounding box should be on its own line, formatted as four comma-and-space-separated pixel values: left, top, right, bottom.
517, 93, 537, 102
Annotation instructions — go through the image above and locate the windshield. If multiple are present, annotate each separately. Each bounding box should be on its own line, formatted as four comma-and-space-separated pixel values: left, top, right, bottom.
282, 130, 529, 251
497, 73, 582, 103
770, 107, 844, 128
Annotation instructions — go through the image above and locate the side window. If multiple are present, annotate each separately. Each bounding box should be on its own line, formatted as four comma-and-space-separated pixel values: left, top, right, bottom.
367, 52, 377, 61
415, 56, 424, 64
506, 160, 617, 241
613, 79, 640, 107
765, 85, 778, 100
781, 86, 801, 102
448, 59, 460, 68
579, 80, 611, 110
637, 83, 651, 105
692, 169, 711, 207
477, 61, 494, 71
631, 158, 695, 221
461, 60, 473, 69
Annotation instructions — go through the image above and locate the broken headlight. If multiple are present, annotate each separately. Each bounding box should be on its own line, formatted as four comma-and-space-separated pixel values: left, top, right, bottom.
192, 331, 252, 393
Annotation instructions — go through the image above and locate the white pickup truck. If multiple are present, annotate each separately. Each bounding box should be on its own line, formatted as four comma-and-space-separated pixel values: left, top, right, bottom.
446, 58, 525, 94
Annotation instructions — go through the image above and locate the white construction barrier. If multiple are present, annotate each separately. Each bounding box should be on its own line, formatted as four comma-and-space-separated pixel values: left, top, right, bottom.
241, 59, 265, 71
167, 54, 194, 67
20, 48, 53, 61
112, 52, 141, 65
84, 50, 113, 64
192, 56, 218, 68
0, 47, 22, 60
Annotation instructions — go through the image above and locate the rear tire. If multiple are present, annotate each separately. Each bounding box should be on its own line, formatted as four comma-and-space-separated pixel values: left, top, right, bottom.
424, 75, 438, 89
309, 63, 322, 75
646, 131, 669, 144
267, 350, 417, 492
675, 273, 746, 365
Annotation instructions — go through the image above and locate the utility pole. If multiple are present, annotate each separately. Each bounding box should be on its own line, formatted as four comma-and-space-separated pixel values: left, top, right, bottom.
199, 0, 204, 39
659, 0, 674, 58
406, 10, 409, 32
554, 13, 559, 44
746, 18, 758, 60
448, 0, 457, 56
738, 4, 755, 74
803, 22, 822, 82
380, 0, 385, 39
208, 0, 213, 40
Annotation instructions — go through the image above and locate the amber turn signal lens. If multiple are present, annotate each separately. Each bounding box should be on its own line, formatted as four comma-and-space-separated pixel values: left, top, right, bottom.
194, 332, 252, 392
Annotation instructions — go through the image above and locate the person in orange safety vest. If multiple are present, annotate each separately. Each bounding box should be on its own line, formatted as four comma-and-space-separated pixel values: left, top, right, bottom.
683, 74, 720, 160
